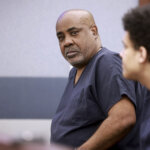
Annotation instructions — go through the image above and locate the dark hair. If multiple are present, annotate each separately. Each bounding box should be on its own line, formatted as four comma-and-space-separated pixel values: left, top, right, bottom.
122, 4, 150, 59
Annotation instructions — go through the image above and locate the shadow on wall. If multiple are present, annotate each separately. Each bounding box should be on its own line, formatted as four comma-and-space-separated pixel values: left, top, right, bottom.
0, 77, 67, 119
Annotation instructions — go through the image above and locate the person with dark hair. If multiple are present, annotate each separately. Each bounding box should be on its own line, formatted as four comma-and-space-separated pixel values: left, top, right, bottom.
51, 9, 145, 150
120, 4, 150, 150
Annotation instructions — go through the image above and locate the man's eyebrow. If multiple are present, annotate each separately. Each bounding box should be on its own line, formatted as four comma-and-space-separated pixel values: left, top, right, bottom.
56, 27, 82, 36
122, 40, 128, 48
67, 27, 81, 32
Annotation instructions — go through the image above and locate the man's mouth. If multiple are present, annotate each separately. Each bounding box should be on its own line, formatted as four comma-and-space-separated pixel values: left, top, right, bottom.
66, 51, 78, 58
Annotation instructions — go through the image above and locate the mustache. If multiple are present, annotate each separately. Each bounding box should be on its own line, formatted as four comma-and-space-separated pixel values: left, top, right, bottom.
64, 46, 80, 56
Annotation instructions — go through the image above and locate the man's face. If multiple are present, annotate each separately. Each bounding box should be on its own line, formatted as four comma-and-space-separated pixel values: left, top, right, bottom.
121, 32, 140, 80
56, 13, 97, 68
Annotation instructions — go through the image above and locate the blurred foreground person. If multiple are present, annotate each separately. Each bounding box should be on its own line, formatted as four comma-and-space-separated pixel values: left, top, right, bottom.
121, 4, 150, 150
51, 9, 145, 150
0, 133, 73, 150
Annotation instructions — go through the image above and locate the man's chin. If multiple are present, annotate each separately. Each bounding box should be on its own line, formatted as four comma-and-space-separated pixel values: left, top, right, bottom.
123, 72, 136, 81
70, 62, 86, 69
122, 70, 130, 78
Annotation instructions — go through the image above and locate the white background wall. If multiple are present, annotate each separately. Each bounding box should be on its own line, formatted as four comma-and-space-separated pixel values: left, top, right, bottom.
0, 0, 138, 142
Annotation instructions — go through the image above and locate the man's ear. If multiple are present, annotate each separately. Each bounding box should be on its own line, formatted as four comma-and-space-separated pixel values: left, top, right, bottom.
90, 25, 98, 37
138, 46, 148, 63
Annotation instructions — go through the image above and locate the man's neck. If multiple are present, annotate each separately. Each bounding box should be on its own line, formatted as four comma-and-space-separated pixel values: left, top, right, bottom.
139, 63, 150, 90
74, 67, 85, 84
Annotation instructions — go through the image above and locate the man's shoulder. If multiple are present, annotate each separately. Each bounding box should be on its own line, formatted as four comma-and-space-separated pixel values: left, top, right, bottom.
95, 47, 121, 66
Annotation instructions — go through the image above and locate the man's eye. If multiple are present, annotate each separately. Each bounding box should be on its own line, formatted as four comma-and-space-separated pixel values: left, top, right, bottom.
124, 45, 128, 49
122, 43, 127, 49
71, 31, 78, 35
58, 36, 64, 41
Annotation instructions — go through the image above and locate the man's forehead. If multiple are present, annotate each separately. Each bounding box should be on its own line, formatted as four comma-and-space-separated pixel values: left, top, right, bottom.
56, 15, 86, 32
56, 10, 92, 27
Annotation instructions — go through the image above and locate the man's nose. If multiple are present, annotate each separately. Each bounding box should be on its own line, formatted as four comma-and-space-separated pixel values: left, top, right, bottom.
119, 51, 124, 59
64, 36, 73, 47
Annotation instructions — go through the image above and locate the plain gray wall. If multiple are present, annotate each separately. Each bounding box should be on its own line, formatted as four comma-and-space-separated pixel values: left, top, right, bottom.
0, 0, 138, 78
0, 0, 138, 118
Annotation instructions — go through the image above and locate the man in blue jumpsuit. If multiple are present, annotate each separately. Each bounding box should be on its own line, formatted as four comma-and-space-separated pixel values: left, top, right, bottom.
120, 4, 150, 150
51, 9, 144, 150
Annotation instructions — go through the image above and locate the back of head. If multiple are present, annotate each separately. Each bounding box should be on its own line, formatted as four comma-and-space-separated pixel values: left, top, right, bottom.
122, 4, 150, 60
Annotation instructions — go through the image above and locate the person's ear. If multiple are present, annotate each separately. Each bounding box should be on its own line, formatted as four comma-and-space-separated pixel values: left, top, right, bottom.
90, 25, 98, 37
138, 46, 147, 63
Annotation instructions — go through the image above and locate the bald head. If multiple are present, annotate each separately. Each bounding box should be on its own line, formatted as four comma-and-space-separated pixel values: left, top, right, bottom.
56, 9, 102, 69
56, 9, 96, 28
